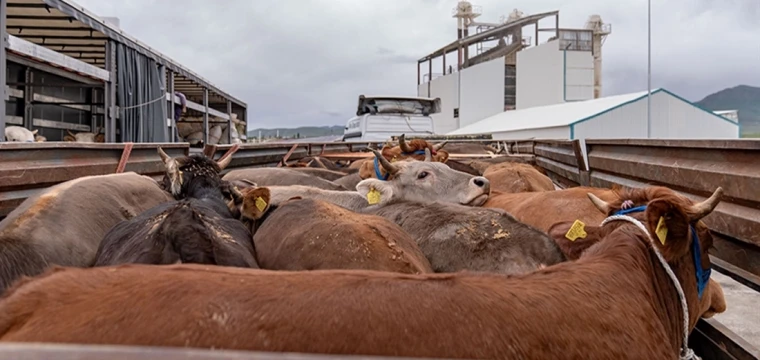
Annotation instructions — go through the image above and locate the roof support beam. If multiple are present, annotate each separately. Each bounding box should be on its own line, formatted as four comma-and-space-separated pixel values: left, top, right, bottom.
104, 40, 116, 142
203, 88, 209, 145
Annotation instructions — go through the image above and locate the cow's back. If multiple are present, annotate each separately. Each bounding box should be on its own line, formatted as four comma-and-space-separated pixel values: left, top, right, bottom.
368, 202, 565, 274
483, 187, 617, 232
223, 168, 348, 191
254, 198, 432, 274
0, 172, 173, 291
483, 163, 555, 193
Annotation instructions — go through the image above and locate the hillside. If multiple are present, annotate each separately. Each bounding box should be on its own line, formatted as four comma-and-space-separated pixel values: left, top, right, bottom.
696, 85, 760, 137
247, 125, 343, 139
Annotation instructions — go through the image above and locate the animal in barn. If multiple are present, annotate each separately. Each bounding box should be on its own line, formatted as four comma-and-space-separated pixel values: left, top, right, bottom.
365, 201, 565, 274
484, 186, 619, 232
250, 196, 433, 274
358, 134, 448, 179
64, 129, 105, 143
4, 126, 45, 142
0, 172, 174, 293
93, 149, 266, 268
438, 142, 502, 155
264, 149, 491, 211
223, 168, 349, 191
482, 162, 555, 193
0, 186, 727, 358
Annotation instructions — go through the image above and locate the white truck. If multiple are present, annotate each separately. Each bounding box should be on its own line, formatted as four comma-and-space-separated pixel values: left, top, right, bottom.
342, 95, 441, 142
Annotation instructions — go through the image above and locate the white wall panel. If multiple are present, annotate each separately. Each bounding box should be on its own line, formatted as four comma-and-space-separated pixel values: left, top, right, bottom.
459, 56, 505, 128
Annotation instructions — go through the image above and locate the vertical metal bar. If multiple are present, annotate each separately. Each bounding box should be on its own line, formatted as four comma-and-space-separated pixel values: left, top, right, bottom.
167, 69, 175, 143
202, 88, 209, 145
104, 40, 117, 142
535, 23, 539, 46
23, 67, 33, 129
427, 59, 432, 97
416, 62, 420, 86
158, 64, 166, 143
555, 14, 559, 39
226, 100, 232, 144
647, 0, 652, 138
442, 51, 446, 74
0, 0, 7, 140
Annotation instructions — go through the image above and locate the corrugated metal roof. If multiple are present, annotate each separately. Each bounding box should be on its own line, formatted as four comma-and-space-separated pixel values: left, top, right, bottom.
448, 89, 660, 135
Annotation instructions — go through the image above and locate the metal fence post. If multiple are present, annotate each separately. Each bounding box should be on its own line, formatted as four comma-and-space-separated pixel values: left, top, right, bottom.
0, 0, 7, 140
202, 88, 209, 145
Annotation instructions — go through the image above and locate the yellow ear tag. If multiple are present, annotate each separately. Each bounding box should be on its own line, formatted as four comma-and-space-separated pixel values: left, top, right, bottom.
367, 188, 381, 205
254, 197, 268, 212
391, 157, 398, 163
655, 216, 668, 245
565, 220, 587, 241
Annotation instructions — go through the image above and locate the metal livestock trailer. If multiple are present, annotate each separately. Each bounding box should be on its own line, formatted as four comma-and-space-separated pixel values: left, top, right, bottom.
0, 139, 758, 359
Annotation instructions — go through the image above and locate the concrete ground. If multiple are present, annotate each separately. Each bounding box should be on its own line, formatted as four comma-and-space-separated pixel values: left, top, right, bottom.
711, 271, 760, 350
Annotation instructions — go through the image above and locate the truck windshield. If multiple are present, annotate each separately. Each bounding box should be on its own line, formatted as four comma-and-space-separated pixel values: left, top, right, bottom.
360, 99, 434, 116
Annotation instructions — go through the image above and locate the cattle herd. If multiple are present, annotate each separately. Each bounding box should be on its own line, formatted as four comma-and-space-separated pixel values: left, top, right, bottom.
0, 135, 729, 359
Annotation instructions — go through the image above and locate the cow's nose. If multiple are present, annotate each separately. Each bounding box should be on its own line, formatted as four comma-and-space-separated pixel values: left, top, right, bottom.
472, 176, 489, 190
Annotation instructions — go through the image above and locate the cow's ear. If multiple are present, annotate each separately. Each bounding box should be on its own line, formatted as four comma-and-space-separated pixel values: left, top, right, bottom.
435, 149, 450, 163
356, 178, 393, 206
358, 160, 375, 180
547, 220, 603, 260
95, 133, 105, 143
241, 187, 272, 221
63, 135, 76, 142
644, 198, 691, 261
31, 129, 38, 135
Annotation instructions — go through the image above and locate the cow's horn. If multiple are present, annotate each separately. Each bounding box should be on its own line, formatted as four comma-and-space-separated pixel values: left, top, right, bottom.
216, 143, 240, 170
398, 134, 414, 153
433, 141, 448, 151
157, 147, 172, 164
67, 130, 76, 137
371, 149, 398, 174
424, 148, 433, 162
587, 193, 611, 214
689, 187, 723, 221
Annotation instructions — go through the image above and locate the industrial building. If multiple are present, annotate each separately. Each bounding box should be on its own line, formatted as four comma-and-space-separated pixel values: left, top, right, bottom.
447, 88, 740, 140
1, 0, 246, 144
416, 2, 611, 135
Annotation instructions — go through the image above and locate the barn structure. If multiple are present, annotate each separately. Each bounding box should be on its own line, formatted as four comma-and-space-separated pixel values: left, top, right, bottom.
447, 88, 740, 140
1, 0, 246, 144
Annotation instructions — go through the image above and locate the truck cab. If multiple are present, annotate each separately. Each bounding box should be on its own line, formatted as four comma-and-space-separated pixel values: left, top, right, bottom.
342, 95, 441, 142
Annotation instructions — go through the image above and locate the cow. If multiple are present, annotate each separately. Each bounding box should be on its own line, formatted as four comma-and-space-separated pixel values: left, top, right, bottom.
482, 162, 556, 193
250, 197, 433, 274
264, 149, 490, 211
4, 126, 45, 142
287, 167, 356, 182
222, 168, 348, 191
359, 134, 448, 179
436, 142, 501, 155
0, 172, 173, 293
483, 186, 618, 232
365, 201, 565, 274
0, 186, 727, 358
63, 129, 105, 143
157, 145, 238, 199
333, 172, 362, 191
93, 164, 266, 268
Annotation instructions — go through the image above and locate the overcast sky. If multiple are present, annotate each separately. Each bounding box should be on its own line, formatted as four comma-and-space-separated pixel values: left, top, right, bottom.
76, 0, 760, 129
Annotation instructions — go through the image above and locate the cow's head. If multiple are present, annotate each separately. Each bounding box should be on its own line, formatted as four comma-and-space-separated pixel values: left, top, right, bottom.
4, 126, 38, 142
228, 184, 274, 235
64, 129, 105, 143
157, 145, 238, 198
359, 135, 449, 180
355, 149, 490, 207
584, 186, 725, 327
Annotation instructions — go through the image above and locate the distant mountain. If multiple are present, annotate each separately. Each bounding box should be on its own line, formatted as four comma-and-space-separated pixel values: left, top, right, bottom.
695, 85, 760, 137
247, 125, 344, 140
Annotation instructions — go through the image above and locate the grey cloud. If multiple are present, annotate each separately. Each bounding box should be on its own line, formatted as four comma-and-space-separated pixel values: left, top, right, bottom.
76, 0, 760, 128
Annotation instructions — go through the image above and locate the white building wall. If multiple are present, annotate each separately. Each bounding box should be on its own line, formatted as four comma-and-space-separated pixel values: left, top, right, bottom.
516, 40, 563, 110
572, 91, 739, 139
564, 50, 594, 101
492, 126, 570, 140
458, 56, 505, 129
516, 40, 595, 110
422, 74, 460, 134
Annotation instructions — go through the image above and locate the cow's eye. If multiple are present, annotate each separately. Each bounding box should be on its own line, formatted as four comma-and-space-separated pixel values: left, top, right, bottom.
417, 171, 428, 179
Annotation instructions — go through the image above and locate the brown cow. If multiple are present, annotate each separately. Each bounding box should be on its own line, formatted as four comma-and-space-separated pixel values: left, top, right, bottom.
0, 172, 173, 292
482, 162, 555, 193
222, 168, 348, 191
250, 197, 433, 274
63, 129, 105, 143
0, 186, 726, 358
359, 134, 447, 179
484, 186, 618, 232
365, 201, 565, 274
